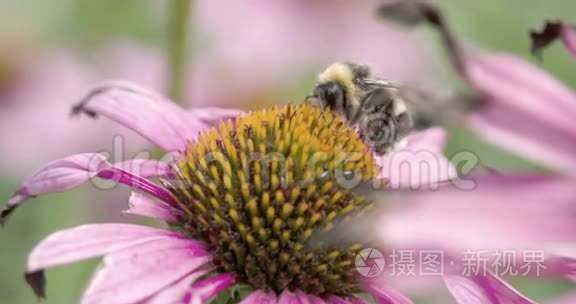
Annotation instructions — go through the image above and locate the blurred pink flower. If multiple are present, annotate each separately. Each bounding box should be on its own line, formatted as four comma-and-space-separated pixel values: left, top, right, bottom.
5, 81, 575, 303
190, 0, 426, 107
0, 42, 164, 177
530, 20, 576, 58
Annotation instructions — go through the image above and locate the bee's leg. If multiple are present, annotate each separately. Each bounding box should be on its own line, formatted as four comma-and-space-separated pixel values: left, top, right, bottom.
306, 95, 328, 120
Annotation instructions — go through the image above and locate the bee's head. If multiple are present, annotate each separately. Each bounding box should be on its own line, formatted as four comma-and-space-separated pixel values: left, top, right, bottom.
313, 81, 344, 110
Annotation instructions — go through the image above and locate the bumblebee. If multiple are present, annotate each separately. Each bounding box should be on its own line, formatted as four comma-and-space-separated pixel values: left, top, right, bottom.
309, 62, 482, 154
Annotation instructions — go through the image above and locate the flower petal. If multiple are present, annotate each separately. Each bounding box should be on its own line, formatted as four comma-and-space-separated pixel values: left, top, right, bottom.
278, 289, 306, 304
548, 293, 576, 304
81, 237, 210, 304
239, 290, 278, 304
562, 24, 576, 57
306, 294, 326, 304
469, 104, 576, 173
381, 174, 576, 252
530, 21, 576, 58
142, 266, 212, 304
185, 273, 237, 303
124, 192, 180, 222
114, 159, 170, 179
378, 128, 458, 188
462, 53, 576, 173
96, 167, 178, 206
27, 224, 187, 273
364, 283, 414, 304
443, 272, 534, 304
71, 81, 206, 152
25, 224, 189, 298
1, 153, 110, 225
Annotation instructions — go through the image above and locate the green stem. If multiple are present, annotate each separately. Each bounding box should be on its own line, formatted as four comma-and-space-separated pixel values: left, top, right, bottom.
166, 0, 192, 104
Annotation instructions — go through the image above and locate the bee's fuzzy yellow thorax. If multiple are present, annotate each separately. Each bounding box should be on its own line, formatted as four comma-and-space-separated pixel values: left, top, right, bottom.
318, 63, 360, 106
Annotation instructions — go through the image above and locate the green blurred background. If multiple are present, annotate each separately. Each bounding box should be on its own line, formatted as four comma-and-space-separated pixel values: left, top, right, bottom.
0, 0, 575, 303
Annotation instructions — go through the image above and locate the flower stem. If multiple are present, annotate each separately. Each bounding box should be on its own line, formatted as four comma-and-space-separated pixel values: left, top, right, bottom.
166, 0, 192, 104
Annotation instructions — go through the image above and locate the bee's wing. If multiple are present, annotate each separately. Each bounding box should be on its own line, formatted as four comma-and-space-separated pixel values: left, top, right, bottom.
395, 84, 484, 129
359, 78, 484, 129
361, 78, 400, 89
308, 179, 458, 248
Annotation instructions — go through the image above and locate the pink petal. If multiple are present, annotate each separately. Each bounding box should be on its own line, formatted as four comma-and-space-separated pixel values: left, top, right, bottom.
364, 284, 414, 304
240, 290, 278, 304
464, 53, 576, 173
278, 289, 305, 304
548, 293, 576, 304
81, 237, 210, 304
185, 273, 237, 302
27, 224, 186, 273
142, 266, 212, 304
124, 192, 180, 222
466, 53, 576, 134
2, 154, 178, 225
381, 174, 576, 252
1, 153, 110, 224
96, 167, 177, 206
443, 272, 534, 304
377, 128, 458, 188
307, 294, 326, 304
114, 159, 171, 179
561, 25, 576, 57
469, 105, 576, 173
72, 81, 206, 152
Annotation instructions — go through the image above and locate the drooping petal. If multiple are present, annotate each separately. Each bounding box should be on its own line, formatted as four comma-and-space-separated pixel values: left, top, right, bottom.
443, 272, 534, 304
530, 21, 576, 58
81, 237, 210, 304
1, 153, 110, 225
96, 167, 178, 206
378, 128, 458, 188
239, 290, 278, 304
364, 283, 414, 304
141, 266, 212, 304
124, 192, 180, 222
71, 81, 206, 152
184, 273, 237, 303
1, 154, 179, 225
114, 159, 171, 179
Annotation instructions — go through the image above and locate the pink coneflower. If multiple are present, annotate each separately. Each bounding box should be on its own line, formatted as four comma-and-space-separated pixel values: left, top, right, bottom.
4, 81, 576, 303
377, 0, 576, 176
